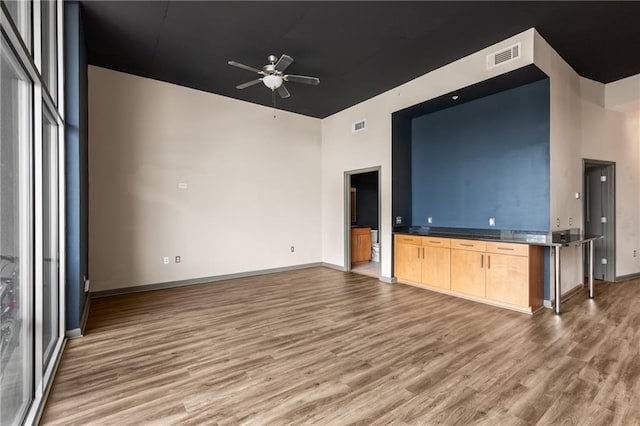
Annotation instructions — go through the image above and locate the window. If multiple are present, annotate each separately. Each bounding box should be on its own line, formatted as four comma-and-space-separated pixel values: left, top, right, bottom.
3, 1, 32, 53
0, 35, 33, 426
41, 106, 59, 370
2, 1, 64, 423
40, 0, 57, 102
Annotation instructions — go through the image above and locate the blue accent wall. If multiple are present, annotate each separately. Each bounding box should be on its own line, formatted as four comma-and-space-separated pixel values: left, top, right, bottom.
64, 2, 88, 331
411, 79, 550, 231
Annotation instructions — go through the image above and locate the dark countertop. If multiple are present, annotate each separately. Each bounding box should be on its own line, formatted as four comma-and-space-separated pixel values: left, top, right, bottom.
394, 226, 602, 247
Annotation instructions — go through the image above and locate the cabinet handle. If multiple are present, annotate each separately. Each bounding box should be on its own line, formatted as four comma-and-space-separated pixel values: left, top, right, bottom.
497, 247, 514, 251
480, 254, 483, 268
430, 241, 441, 244
417, 247, 420, 258
422, 247, 425, 258
461, 243, 474, 247
488, 255, 491, 269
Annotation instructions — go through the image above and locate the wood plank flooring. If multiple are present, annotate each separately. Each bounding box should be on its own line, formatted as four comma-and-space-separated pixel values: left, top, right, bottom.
42, 267, 640, 425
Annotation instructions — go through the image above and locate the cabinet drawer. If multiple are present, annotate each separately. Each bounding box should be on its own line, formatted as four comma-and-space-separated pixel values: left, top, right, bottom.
451, 239, 486, 252
486, 241, 529, 257
422, 237, 450, 248
395, 234, 422, 245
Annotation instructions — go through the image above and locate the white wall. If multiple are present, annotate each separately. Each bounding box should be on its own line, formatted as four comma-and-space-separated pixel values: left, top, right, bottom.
580, 77, 640, 277
534, 33, 640, 293
321, 29, 536, 280
533, 32, 583, 296
88, 66, 322, 291
605, 74, 640, 113
88, 28, 640, 296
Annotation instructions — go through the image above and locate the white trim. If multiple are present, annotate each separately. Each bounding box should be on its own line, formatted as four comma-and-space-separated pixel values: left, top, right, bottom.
379, 276, 396, 284
34, 76, 45, 401
2, 1, 66, 424
343, 166, 382, 277
24, 338, 67, 426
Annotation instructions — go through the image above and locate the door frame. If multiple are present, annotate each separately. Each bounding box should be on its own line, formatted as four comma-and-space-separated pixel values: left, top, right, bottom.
582, 159, 616, 282
344, 166, 382, 275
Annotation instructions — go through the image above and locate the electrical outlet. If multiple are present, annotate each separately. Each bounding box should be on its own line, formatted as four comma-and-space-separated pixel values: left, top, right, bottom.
427, 217, 433, 224
634, 250, 637, 258
569, 217, 573, 226
489, 217, 496, 227
175, 255, 181, 263
556, 218, 560, 227
163, 256, 170, 265
395, 216, 402, 225
291, 246, 295, 253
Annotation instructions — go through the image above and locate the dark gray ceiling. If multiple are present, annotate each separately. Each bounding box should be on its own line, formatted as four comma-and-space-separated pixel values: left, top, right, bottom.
79, 1, 640, 118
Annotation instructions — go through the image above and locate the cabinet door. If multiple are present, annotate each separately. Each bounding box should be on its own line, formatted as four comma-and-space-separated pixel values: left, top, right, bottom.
451, 249, 485, 297
359, 233, 371, 262
352, 229, 372, 263
422, 246, 450, 289
395, 242, 422, 283
351, 233, 360, 262
485, 253, 529, 307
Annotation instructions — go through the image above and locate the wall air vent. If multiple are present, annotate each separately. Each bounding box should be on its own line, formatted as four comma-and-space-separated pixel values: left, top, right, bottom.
486, 43, 521, 70
352, 119, 366, 133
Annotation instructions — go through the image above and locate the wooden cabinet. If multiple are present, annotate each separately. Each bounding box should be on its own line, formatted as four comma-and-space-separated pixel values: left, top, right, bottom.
394, 234, 544, 314
394, 235, 422, 283
351, 227, 372, 264
485, 242, 543, 310
394, 235, 451, 289
451, 248, 486, 298
422, 238, 451, 290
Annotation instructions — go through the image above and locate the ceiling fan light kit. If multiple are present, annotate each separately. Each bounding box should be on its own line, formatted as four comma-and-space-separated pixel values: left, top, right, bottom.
262, 74, 283, 90
228, 54, 320, 99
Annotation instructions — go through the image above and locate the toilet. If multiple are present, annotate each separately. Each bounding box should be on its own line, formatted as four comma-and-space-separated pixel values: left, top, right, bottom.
370, 230, 380, 262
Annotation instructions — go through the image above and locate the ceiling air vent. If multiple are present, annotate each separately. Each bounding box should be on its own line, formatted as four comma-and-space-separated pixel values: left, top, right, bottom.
352, 119, 366, 133
486, 43, 521, 70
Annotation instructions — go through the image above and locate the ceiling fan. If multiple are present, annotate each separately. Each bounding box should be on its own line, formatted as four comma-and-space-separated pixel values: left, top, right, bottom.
228, 54, 320, 98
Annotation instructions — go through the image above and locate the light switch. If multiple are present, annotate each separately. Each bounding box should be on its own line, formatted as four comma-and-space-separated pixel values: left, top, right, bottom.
489, 217, 496, 227
178, 182, 188, 189
427, 217, 433, 224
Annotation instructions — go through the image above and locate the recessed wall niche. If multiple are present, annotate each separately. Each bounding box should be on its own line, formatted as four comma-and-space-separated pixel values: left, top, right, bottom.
392, 65, 550, 232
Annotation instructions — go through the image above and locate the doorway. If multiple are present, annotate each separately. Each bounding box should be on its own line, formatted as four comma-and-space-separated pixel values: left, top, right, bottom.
583, 159, 616, 282
344, 167, 381, 278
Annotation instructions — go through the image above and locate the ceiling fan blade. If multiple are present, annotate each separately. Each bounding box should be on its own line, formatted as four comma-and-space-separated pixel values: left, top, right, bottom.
276, 84, 290, 98
274, 54, 294, 72
284, 74, 319, 85
228, 60, 262, 74
236, 79, 262, 89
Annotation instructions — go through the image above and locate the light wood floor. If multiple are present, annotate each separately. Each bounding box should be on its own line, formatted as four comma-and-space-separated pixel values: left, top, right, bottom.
42, 267, 640, 425
351, 261, 380, 278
